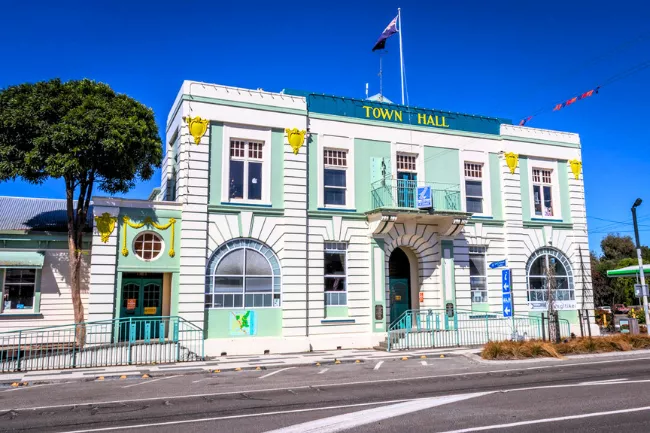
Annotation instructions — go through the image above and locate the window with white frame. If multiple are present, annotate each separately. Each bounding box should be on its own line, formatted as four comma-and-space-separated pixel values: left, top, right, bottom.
323, 150, 347, 206
526, 248, 574, 303
469, 246, 487, 303
2, 269, 36, 311
532, 168, 554, 217
229, 139, 264, 201
396, 154, 417, 172
205, 239, 281, 309
464, 162, 484, 214
324, 242, 347, 306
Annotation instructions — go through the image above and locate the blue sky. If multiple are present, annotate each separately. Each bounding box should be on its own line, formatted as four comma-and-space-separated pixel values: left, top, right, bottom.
1, 0, 649, 252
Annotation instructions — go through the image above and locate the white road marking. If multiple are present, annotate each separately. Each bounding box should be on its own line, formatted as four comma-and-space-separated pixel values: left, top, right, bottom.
373, 361, 384, 370
318, 368, 329, 375
56, 397, 413, 433
259, 367, 295, 379
437, 405, 650, 433
121, 375, 181, 389
6, 356, 650, 413
191, 378, 211, 384
264, 392, 490, 433
2, 383, 61, 393
421, 361, 428, 366
579, 378, 628, 384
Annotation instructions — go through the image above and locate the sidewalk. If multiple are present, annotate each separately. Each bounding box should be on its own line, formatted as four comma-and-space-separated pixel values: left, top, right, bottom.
0, 347, 476, 384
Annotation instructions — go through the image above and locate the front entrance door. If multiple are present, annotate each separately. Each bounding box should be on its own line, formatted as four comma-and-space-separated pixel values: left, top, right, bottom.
397, 172, 417, 208
119, 273, 163, 341
389, 278, 410, 323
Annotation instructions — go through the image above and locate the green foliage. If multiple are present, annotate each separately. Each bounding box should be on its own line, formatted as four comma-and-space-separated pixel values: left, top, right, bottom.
0, 78, 162, 194
601, 234, 636, 262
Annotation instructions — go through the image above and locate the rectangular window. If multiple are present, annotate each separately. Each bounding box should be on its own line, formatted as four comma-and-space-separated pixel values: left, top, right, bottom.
469, 246, 487, 303
396, 154, 417, 172
464, 162, 483, 214
324, 150, 347, 206
324, 242, 347, 306
2, 269, 36, 312
532, 168, 553, 216
229, 139, 264, 201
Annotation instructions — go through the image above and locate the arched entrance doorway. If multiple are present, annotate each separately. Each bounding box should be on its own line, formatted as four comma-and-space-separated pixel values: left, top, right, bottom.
389, 247, 412, 324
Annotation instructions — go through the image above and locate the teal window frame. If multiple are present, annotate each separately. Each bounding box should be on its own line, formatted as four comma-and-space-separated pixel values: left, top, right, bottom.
1, 267, 42, 315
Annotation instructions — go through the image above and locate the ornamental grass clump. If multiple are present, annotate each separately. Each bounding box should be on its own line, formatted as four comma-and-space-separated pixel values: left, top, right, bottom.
480, 334, 650, 360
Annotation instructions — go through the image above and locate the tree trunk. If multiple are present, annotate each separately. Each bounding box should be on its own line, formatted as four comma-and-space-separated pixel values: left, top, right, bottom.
66, 178, 88, 347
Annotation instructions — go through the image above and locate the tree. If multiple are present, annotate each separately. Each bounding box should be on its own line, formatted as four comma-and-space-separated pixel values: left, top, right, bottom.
0, 79, 162, 343
600, 234, 636, 262
591, 252, 613, 307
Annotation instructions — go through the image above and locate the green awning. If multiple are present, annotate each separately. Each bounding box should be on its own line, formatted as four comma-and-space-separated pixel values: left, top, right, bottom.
0, 252, 45, 268
606, 264, 650, 278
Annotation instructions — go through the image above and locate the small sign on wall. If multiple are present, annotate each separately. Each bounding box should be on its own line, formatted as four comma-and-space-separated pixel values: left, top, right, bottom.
126, 299, 137, 310
143, 307, 157, 315
419, 292, 424, 303
375, 305, 384, 321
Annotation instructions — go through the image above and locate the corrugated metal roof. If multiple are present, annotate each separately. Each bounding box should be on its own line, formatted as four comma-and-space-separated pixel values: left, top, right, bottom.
0, 196, 93, 232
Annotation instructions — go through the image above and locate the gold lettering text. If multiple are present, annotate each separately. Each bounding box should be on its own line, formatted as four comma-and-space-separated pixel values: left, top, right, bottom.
395, 111, 403, 122
427, 115, 435, 126
362, 106, 372, 118
417, 113, 426, 124
372, 107, 381, 118
441, 116, 449, 128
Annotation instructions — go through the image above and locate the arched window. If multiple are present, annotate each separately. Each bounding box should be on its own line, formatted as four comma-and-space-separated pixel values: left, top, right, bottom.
205, 239, 281, 309
526, 248, 574, 304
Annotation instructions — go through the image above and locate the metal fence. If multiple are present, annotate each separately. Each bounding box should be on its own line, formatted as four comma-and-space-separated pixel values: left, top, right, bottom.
0, 316, 204, 373
370, 177, 461, 211
386, 309, 572, 351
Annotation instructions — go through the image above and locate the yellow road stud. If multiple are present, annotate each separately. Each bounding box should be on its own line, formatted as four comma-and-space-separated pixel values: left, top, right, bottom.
316, 362, 321, 366
120, 375, 127, 380
355, 360, 361, 363
11, 382, 18, 387
335, 359, 341, 364
255, 366, 262, 371
142, 374, 150, 379
401, 357, 408, 361
440, 354, 445, 358
235, 367, 242, 371
420, 355, 427, 359
212, 369, 221, 373
97, 376, 104, 381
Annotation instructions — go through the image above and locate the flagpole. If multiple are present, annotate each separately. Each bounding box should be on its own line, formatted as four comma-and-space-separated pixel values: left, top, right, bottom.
398, 7, 405, 105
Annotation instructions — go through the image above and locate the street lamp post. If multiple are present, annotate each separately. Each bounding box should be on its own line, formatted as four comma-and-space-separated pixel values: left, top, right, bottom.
631, 198, 650, 333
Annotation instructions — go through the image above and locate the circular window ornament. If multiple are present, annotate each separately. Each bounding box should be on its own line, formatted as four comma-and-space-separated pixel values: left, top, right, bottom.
133, 232, 164, 261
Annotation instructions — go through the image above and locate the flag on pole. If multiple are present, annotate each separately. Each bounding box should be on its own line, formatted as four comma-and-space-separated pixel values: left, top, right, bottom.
372, 16, 398, 51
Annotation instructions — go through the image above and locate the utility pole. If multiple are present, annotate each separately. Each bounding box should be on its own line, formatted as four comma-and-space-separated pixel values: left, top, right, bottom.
631, 198, 650, 333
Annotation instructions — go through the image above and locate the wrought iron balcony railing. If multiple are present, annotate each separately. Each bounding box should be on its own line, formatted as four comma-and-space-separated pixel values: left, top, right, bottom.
370, 177, 462, 212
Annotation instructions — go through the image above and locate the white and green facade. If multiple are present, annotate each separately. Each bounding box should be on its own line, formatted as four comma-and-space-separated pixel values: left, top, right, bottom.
0, 81, 596, 355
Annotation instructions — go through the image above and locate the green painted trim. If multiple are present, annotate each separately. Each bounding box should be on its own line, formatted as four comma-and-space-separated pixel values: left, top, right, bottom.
312, 113, 501, 140
441, 240, 456, 307
558, 310, 579, 325
355, 138, 392, 213
522, 221, 573, 229
117, 266, 180, 273
171, 272, 180, 317
371, 239, 387, 331
557, 160, 572, 224
467, 218, 505, 227
500, 135, 581, 149
33, 269, 42, 314
471, 303, 490, 313
488, 153, 503, 220
183, 94, 306, 116
208, 123, 224, 206
271, 129, 285, 208
307, 210, 367, 220
325, 306, 348, 318
519, 157, 531, 222
208, 205, 285, 216
308, 134, 318, 211
114, 272, 123, 321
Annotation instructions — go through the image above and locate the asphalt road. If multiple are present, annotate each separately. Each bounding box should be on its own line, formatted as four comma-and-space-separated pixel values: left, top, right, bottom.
2, 353, 650, 432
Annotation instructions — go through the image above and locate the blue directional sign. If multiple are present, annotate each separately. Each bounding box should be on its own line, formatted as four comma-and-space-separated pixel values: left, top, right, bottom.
417, 185, 432, 209
489, 259, 507, 269
502, 268, 513, 318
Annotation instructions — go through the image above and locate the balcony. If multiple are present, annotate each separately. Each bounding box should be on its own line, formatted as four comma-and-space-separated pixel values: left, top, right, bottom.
368, 177, 469, 236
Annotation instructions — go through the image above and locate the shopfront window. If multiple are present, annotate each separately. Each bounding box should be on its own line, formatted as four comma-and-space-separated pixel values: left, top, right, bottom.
2, 269, 36, 312
526, 248, 574, 302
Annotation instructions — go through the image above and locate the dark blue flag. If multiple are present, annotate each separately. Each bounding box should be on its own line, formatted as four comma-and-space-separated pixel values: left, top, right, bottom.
372, 16, 398, 51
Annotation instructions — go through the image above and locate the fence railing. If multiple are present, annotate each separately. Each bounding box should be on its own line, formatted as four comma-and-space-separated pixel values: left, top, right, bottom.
0, 316, 204, 372
370, 177, 461, 212
386, 309, 571, 351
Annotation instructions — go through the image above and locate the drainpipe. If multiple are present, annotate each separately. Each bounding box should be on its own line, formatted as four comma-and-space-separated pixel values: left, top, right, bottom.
305, 96, 312, 340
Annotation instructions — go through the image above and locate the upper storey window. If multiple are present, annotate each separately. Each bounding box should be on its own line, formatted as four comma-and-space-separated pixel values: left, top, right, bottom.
324, 149, 348, 206
532, 168, 553, 217
229, 139, 263, 201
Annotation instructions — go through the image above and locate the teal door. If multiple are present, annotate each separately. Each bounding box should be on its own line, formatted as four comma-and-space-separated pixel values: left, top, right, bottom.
389, 278, 410, 324
119, 276, 163, 341
397, 172, 417, 208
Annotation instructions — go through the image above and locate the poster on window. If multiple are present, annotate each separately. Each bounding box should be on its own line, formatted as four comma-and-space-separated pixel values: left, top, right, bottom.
528, 300, 576, 311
